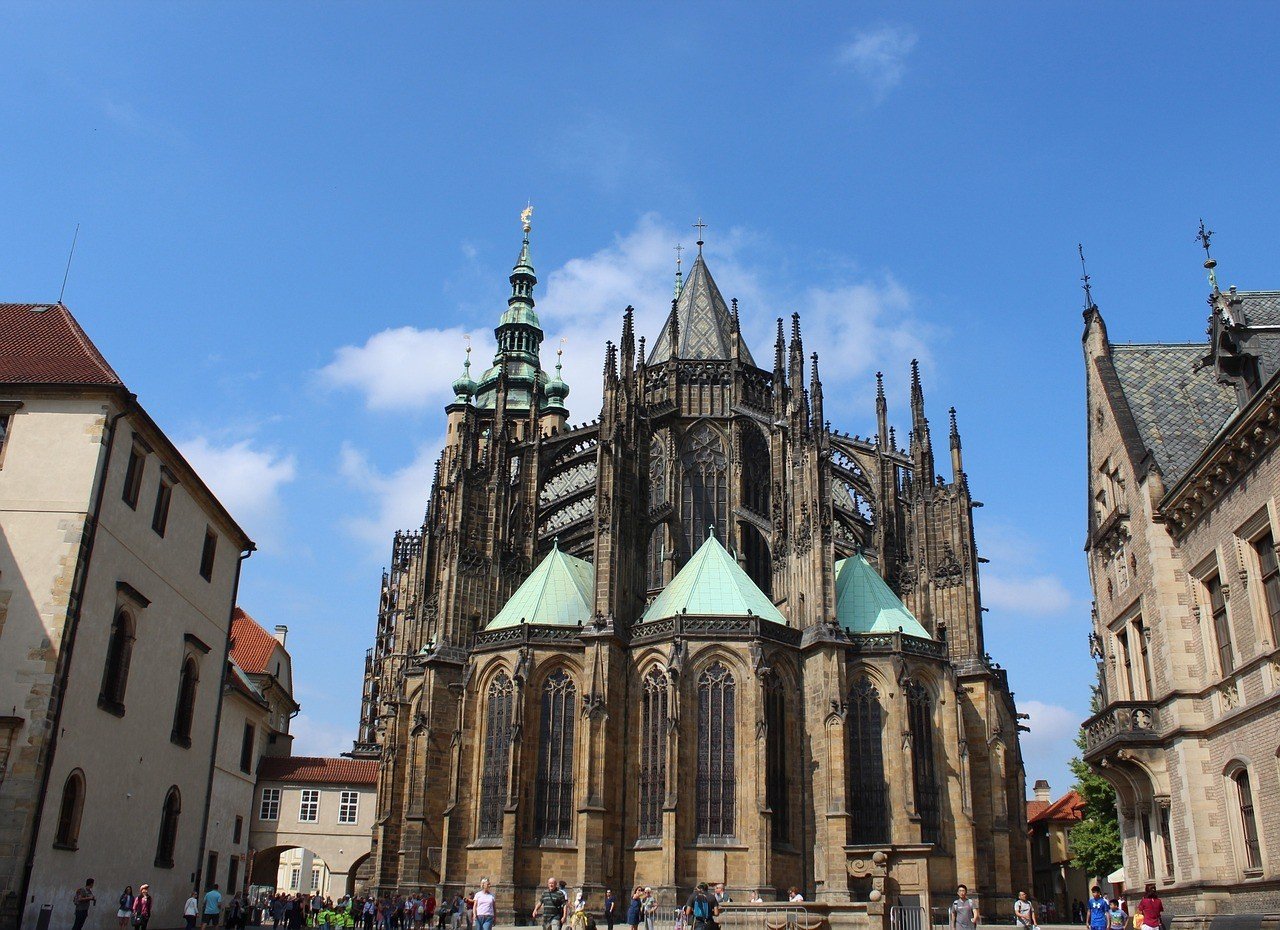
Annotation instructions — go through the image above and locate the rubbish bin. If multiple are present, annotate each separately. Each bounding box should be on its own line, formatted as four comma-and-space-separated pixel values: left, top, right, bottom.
35, 904, 53, 930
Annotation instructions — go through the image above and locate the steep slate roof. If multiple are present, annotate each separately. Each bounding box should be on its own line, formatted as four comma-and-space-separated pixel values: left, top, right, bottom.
1108, 344, 1236, 486
487, 545, 595, 629
0, 303, 123, 385
1027, 789, 1085, 825
647, 254, 756, 365
257, 755, 378, 786
230, 607, 285, 674
641, 534, 785, 624
834, 553, 932, 639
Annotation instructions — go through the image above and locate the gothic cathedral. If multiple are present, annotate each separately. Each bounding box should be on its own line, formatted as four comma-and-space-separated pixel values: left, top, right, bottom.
354, 215, 1031, 920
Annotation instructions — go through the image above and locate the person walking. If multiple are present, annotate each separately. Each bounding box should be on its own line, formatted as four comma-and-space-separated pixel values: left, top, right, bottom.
185, 891, 200, 930
450, 895, 466, 930
949, 885, 978, 930
204, 885, 224, 927
1014, 892, 1036, 929
682, 883, 716, 930
534, 877, 568, 930
469, 878, 495, 930
132, 886, 154, 930
603, 889, 617, 930
71, 879, 96, 930
1107, 900, 1127, 930
117, 887, 135, 930
641, 889, 657, 930
1087, 887, 1108, 930
1136, 885, 1165, 930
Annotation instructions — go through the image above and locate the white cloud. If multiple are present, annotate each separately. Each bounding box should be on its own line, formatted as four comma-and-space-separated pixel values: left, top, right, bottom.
290, 713, 355, 758
983, 572, 1073, 616
179, 436, 296, 542
319, 325, 494, 412
1019, 699, 1084, 793
338, 440, 442, 552
837, 26, 919, 100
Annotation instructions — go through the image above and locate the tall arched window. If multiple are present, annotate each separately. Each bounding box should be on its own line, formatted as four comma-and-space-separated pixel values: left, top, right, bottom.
99, 610, 135, 714
53, 769, 85, 849
649, 435, 667, 511
155, 786, 181, 868
639, 667, 668, 839
171, 657, 199, 748
848, 677, 888, 843
1232, 767, 1263, 870
697, 661, 736, 838
681, 423, 728, 558
741, 524, 772, 596
740, 425, 770, 517
647, 525, 667, 592
907, 681, 941, 845
535, 670, 576, 841
478, 673, 513, 838
765, 671, 790, 844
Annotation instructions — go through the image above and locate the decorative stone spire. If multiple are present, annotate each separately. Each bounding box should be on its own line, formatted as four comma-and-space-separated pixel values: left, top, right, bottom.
544, 342, 570, 415
810, 352, 824, 430
647, 252, 755, 365
876, 370, 888, 447
949, 405, 964, 482
773, 317, 786, 379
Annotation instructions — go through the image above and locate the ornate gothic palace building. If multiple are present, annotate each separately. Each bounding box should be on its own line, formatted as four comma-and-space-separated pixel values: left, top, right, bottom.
354, 216, 1030, 920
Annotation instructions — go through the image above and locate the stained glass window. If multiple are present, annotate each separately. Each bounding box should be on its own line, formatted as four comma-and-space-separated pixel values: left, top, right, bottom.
740, 425, 770, 516
639, 667, 667, 838
681, 423, 728, 558
765, 671, 790, 843
848, 677, 888, 843
478, 673, 513, 838
697, 662, 736, 838
535, 670, 577, 840
907, 681, 941, 845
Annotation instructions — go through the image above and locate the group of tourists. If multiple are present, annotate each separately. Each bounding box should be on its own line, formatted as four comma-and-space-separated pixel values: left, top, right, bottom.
954, 882, 1169, 930
70, 879, 155, 930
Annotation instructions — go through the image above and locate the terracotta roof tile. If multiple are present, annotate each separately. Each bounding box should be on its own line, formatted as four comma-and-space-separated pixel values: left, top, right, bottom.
0, 303, 123, 386
257, 756, 377, 786
230, 607, 284, 675
1026, 800, 1050, 821
1028, 789, 1085, 825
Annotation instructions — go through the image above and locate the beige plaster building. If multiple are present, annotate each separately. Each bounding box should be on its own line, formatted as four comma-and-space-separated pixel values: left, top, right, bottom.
1026, 781, 1087, 919
248, 757, 377, 898
0, 303, 253, 930
1083, 242, 1280, 922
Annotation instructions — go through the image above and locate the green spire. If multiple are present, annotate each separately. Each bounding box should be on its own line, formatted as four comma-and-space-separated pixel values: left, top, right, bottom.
486, 544, 595, 629
451, 341, 477, 403
833, 553, 931, 639
641, 533, 786, 624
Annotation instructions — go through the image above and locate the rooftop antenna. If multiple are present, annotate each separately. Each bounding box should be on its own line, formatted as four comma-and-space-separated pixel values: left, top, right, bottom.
1077, 243, 1095, 310
58, 223, 80, 305
1197, 218, 1219, 293
692, 216, 707, 255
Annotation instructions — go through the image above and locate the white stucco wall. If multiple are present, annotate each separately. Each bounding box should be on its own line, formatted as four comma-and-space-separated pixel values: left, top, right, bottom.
249, 782, 374, 897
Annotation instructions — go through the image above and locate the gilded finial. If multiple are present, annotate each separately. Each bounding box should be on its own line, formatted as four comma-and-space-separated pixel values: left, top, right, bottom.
521, 203, 534, 234
1197, 218, 1219, 292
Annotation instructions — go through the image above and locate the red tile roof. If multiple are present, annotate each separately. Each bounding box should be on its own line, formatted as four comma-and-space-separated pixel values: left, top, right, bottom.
0, 303, 123, 385
1028, 789, 1085, 825
230, 607, 285, 675
257, 756, 377, 786
1026, 800, 1050, 821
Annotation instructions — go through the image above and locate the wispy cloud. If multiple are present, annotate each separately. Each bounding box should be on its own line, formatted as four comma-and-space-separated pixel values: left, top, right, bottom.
837, 26, 919, 101
179, 436, 296, 545
983, 573, 1074, 616
1019, 699, 1083, 792
290, 713, 355, 758
338, 440, 442, 553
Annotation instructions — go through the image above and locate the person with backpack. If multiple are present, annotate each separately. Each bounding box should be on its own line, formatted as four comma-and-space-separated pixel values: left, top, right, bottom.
1014, 892, 1037, 929
683, 883, 717, 930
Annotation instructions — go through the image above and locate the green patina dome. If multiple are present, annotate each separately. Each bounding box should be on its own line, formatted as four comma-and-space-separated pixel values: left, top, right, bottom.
486, 544, 595, 629
833, 553, 931, 639
641, 532, 786, 624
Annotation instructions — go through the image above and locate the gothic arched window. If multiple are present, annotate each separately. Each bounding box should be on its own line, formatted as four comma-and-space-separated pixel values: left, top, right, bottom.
681, 423, 728, 558
697, 661, 736, 839
741, 524, 772, 596
765, 670, 790, 844
639, 667, 668, 839
647, 525, 667, 593
535, 670, 577, 841
907, 681, 941, 845
848, 676, 888, 843
171, 657, 199, 748
478, 673, 513, 838
155, 786, 181, 868
99, 609, 135, 714
740, 425, 770, 517
53, 769, 85, 849
649, 435, 667, 511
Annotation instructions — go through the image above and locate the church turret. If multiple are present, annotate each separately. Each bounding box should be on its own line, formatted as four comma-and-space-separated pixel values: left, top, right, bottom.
810, 352, 824, 433
949, 406, 965, 484
910, 358, 935, 483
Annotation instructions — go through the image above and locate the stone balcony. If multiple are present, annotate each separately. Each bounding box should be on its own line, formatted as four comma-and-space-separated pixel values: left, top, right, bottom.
1082, 701, 1161, 758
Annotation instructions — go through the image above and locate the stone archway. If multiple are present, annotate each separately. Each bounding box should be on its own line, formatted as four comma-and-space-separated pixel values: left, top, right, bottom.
250, 845, 337, 899
346, 853, 373, 897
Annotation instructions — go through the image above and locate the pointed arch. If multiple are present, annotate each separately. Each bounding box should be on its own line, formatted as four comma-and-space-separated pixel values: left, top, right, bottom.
639, 666, 668, 839
739, 423, 770, 517
155, 786, 181, 868
848, 676, 888, 843
696, 660, 736, 839
647, 524, 668, 592
681, 422, 728, 559
534, 669, 576, 840
478, 672, 513, 838
741, 523, 771, 596
764, 669, 790, 843
907, 680, 941, 845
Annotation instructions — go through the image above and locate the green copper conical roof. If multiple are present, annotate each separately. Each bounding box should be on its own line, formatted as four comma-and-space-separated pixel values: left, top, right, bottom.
834, 553, 931, 639
487, 545, 595, 629
641, 532, 786, 624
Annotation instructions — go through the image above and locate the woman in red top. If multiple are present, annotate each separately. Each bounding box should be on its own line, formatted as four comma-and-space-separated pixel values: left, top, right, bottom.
1136, 886, 1164, 930
132, 885, 154, 930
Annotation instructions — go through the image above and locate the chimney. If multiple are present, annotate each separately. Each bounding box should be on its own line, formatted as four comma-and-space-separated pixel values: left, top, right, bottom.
1033, 779, 1051, 802
273, 625, 288, 647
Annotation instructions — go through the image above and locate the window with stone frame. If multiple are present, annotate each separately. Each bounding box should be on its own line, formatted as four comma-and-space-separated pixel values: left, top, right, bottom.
764, 670, 791, 844
339, 790, 359, 825
638, 667, 667, 839
478, 673, 513, 838
122, 442, 146, 509
696, 661, 736, 839
171, 656, 200, 748
1158, 803, 1175, 879
0, 411, 13, 470
907, 681, 941, 846
1231, 766, 1263, 871
534, 670, 576, 841
99, 609, 136, 716
53, 769, 86, 849
681, 423, 728, 558
155, 786, 181, 868
1205, 573, 1235, 676
1254, 530, 1280, 644
848, 677, 888, 844
151, 476, 173, 537
647, 525, 666, 593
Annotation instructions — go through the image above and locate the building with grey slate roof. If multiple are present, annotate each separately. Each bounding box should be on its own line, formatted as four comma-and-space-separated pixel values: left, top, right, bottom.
1083, 248, 1280, 924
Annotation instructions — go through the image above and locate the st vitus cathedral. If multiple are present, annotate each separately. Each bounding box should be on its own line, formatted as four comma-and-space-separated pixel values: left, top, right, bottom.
354, 211, 1031, 923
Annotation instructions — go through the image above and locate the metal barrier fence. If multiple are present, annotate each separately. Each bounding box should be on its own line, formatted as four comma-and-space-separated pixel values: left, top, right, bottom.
890, 906, 928, 930
667, 905, 815, 930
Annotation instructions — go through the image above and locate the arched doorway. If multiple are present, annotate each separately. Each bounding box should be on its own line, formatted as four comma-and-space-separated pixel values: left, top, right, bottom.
249, 845, 334, 900
346, 853, 373, 897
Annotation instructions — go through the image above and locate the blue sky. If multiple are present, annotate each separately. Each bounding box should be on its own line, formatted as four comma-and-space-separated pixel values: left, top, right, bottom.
5, 3, 1280, 795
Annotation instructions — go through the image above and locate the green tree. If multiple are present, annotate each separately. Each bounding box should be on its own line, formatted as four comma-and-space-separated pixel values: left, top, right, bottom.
1068, 731, 1123, 879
